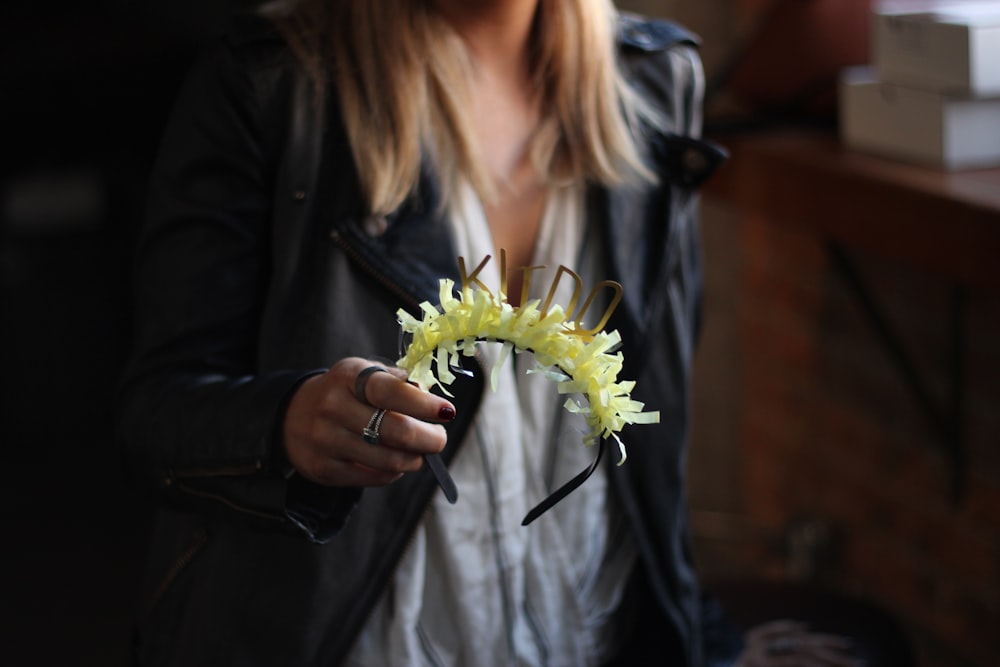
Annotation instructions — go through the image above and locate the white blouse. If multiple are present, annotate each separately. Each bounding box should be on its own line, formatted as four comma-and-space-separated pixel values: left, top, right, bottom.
345, 182, 636, 667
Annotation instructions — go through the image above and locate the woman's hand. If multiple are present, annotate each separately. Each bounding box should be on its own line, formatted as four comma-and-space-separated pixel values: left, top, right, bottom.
282, 357, 456, 487
736, 620, 861, 667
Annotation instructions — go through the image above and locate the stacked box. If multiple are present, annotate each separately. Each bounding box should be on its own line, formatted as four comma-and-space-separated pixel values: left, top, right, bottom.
840, 1, 1000, 169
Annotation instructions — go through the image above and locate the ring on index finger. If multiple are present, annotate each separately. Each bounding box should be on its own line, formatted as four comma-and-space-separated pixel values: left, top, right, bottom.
354, 366, 389, 406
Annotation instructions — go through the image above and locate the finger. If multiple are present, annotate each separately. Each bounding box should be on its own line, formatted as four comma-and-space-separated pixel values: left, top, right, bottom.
746, 620, 809, 642
330, 413, 441, 472
750, 633, 860, 667
801, 633, 855, 651
308, 458, 405, 487
343, 400, 448, 454
361, 369, 456, 423
810, 646, 863, 667
761, 654, 854, 667
302, 418, 428, 479
335, 430, 428, 476
368, 411, 448, 455
289, 413, 429, 479
382, 365, 409, 381
795, 637, 860, 667
301, 407, 445, 477
785, 632, 856, 662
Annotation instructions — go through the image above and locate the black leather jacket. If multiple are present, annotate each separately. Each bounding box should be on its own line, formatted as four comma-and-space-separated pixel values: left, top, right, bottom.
117, 12, 732, 667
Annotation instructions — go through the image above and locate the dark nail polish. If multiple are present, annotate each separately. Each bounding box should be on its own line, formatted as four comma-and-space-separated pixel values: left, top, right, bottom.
438, 406, 456, 421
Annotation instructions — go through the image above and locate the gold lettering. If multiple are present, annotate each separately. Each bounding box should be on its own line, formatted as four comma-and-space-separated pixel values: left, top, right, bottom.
514, 264, 547, 307
540, 265, 583, 319
499, 249, 508, 298
458, 255, 493, 298
568, 281, 623, 336
457, 254, 623, 336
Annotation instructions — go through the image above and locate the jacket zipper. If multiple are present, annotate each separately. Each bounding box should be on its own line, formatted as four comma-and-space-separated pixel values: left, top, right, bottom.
165, 461, 289, 523
330, 226, 423, 311
171, 461, 263, 480
175, 482, 286, 523
146, 527, 209, 615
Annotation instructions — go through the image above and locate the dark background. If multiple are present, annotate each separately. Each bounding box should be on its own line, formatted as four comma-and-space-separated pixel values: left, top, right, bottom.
1, 2, 259, 664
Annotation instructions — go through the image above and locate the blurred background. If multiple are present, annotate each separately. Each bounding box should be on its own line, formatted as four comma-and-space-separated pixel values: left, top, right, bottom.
1, 1, 997, 665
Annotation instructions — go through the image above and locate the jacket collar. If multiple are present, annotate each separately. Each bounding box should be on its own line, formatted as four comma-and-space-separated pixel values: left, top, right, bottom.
617, 12, 700, 51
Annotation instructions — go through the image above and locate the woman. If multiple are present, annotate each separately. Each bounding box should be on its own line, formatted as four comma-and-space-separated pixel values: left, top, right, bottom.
118, 1, 851, 665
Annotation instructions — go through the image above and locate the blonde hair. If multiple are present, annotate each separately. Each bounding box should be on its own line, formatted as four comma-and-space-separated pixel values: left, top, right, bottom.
263, 0, 657, 217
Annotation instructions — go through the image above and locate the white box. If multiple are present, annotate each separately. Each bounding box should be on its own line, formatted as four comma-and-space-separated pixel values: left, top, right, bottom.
840, 66, 1000, 169
873, 1, 1000, 97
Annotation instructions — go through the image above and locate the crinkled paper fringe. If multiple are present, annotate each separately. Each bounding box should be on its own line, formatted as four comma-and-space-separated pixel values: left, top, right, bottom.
396, 279, 660, 464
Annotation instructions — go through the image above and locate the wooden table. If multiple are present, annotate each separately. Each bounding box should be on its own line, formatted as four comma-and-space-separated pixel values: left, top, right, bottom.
705, 131, 1000, 292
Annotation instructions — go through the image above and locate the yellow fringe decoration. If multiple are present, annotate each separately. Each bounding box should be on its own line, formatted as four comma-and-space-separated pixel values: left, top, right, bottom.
396, 279, 660, 464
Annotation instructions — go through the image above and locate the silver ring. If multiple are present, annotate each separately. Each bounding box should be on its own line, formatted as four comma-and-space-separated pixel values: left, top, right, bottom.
363, 408, 387, 445
354, 366, 389, 406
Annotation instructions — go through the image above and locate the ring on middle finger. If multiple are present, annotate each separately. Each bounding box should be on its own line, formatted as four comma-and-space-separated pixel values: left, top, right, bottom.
363, 408, 387, 445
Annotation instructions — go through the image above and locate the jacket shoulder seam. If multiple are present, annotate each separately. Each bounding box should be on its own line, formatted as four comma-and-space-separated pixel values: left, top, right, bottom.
618, 12, 700, 52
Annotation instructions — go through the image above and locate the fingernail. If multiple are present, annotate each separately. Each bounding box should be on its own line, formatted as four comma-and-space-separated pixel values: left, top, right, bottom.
438, 406, 456, 421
